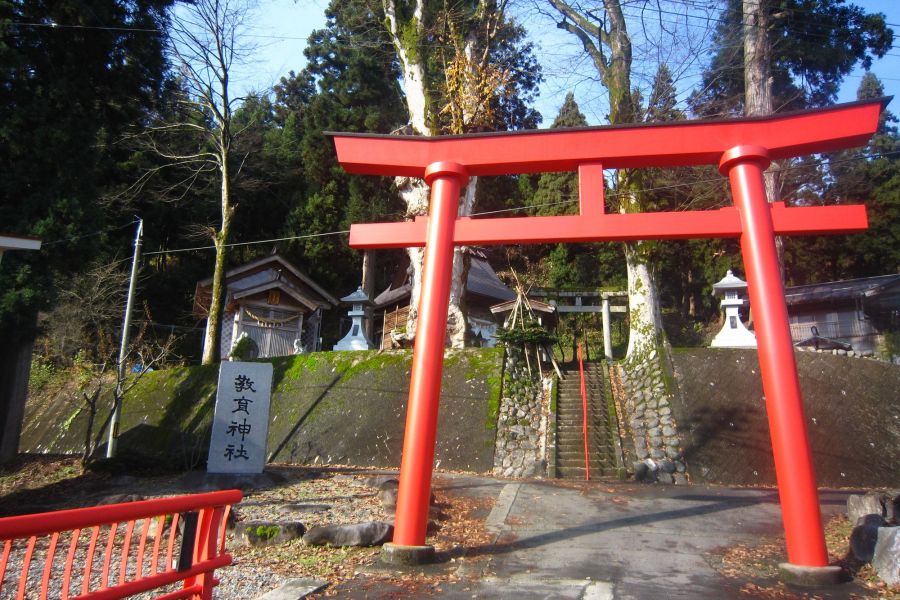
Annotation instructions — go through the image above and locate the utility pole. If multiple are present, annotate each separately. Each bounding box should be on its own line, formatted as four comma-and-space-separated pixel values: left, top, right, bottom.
107, 218, 143, 458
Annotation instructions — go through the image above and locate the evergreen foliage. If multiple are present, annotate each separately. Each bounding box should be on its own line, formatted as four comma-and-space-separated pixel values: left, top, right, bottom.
0, 0, 173, 342
689, 0, 894, 116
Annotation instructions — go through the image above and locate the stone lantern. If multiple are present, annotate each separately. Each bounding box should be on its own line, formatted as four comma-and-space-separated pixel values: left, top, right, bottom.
710, 270, 757, 348
333, 286, 374, 351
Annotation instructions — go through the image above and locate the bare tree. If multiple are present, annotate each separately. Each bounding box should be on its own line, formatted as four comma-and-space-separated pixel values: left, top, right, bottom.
140, 0, 257, 364
40, 261, 129, 364
522, 0, 718, 363
78, 315, 178, 464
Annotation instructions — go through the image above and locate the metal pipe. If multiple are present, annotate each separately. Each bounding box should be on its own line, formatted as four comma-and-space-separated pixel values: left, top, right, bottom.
107, 218, 143, 458
578, 343, 591, 481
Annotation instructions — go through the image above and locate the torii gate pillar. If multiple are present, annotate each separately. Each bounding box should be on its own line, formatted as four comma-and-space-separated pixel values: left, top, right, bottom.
391, 162, 468, 549
720, 146, 829, 569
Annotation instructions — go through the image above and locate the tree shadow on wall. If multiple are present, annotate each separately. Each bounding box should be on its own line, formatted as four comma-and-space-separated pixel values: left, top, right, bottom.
680, 404, 776, 483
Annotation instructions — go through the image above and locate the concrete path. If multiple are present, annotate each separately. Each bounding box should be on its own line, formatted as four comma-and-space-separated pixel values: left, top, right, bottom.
322, 476, 864, 599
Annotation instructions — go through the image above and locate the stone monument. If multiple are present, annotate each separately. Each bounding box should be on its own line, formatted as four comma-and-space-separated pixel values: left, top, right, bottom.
207, 361, 273, 474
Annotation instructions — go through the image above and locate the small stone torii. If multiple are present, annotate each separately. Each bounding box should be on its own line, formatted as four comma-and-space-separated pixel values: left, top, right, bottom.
328, 98, 888, 581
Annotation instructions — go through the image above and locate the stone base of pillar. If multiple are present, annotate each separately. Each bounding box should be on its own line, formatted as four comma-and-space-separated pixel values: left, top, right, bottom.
778, 563, 843, 586
380, 542, 436, 566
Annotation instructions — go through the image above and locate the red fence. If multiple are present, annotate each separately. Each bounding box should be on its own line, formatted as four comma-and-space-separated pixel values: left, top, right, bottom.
0, 489, 242, 600
578, 344, 591, 482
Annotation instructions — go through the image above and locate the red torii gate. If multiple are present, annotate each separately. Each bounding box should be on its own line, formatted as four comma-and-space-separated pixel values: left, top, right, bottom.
329, 98, 887, 575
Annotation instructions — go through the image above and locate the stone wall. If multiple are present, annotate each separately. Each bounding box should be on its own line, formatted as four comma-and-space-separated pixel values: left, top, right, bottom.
20, 349, 504, 473
669, 348, 900, 487
492, 347, 552, 478
617, 347, 688, 484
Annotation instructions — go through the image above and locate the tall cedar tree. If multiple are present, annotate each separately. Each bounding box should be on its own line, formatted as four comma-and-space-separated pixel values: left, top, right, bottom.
0, 0, 173, 341
689, 0, 894, 289
689, 0, 893, 116
277, 0, 407, 298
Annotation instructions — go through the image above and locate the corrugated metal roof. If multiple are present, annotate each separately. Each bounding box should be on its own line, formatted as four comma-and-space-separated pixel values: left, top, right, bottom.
784, 274, 900, 305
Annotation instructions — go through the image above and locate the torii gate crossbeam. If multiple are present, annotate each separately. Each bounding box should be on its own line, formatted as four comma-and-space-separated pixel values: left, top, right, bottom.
329, 98, 887, 576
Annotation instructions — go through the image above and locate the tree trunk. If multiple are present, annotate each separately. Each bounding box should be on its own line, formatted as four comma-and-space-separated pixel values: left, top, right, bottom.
446, 177, 478, 348
201, 151, 234, 364
743, 0, 784, 272
384, 0, 471, 346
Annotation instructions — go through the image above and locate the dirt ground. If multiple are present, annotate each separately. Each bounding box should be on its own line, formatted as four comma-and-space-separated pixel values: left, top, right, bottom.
0, 455, 499, 598
0, 455, 897, 599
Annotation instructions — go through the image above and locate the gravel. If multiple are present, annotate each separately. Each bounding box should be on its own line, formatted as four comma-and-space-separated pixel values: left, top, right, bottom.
0, 465, 397, 599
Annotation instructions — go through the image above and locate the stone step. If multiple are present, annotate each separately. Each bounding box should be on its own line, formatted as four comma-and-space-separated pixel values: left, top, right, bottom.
555, 466, 618, 479
557, 405, 606, 413
557, 410, 606, 418
556, 457, 610, 467
557, 449, 615, 460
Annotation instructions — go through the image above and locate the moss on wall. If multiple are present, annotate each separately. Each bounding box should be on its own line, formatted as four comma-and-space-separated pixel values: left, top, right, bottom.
21, 348, 503, 473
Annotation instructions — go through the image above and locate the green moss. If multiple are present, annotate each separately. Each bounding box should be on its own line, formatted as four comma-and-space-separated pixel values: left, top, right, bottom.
399, 17, 420, 65
254, 524, 281, 541
550, 377, 558, 414
61, 407, 83, 433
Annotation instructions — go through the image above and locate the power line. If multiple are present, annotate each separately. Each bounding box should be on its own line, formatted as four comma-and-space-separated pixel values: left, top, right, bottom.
143, 229, 350, 256
117, 148, 899, 256
43, 219, 139, 246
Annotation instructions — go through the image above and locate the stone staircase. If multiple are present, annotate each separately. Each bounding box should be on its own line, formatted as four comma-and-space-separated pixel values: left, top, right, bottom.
555, 362, 621, 479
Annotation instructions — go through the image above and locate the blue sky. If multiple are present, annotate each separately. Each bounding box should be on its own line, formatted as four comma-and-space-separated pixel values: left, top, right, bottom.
237, 0, 900, 126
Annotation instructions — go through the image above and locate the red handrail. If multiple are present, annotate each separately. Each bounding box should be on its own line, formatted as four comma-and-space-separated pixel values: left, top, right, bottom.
578, 343, 591, 481
0, 489, 241, 600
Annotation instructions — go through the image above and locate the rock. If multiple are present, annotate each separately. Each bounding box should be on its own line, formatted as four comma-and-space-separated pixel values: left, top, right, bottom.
635, 447, 650, 460
236, 521, 306, 547
302, 522, 394, 547
95, 493, 145, 506
848, 492, 887, 524
649, 448, 666, 460
850, 514, 886, 562
378, 487, 398, 509
884, 490, 900, 524
657, 472, 674, 485
255, 579, 328, 600
658, 460, 676, 474
363, 475, 399, 488
673, 473, 689, 485
633, 461, 649, 481
872, 526, 900, 585
279, 503, 331, 516
662, 426, 677, 437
